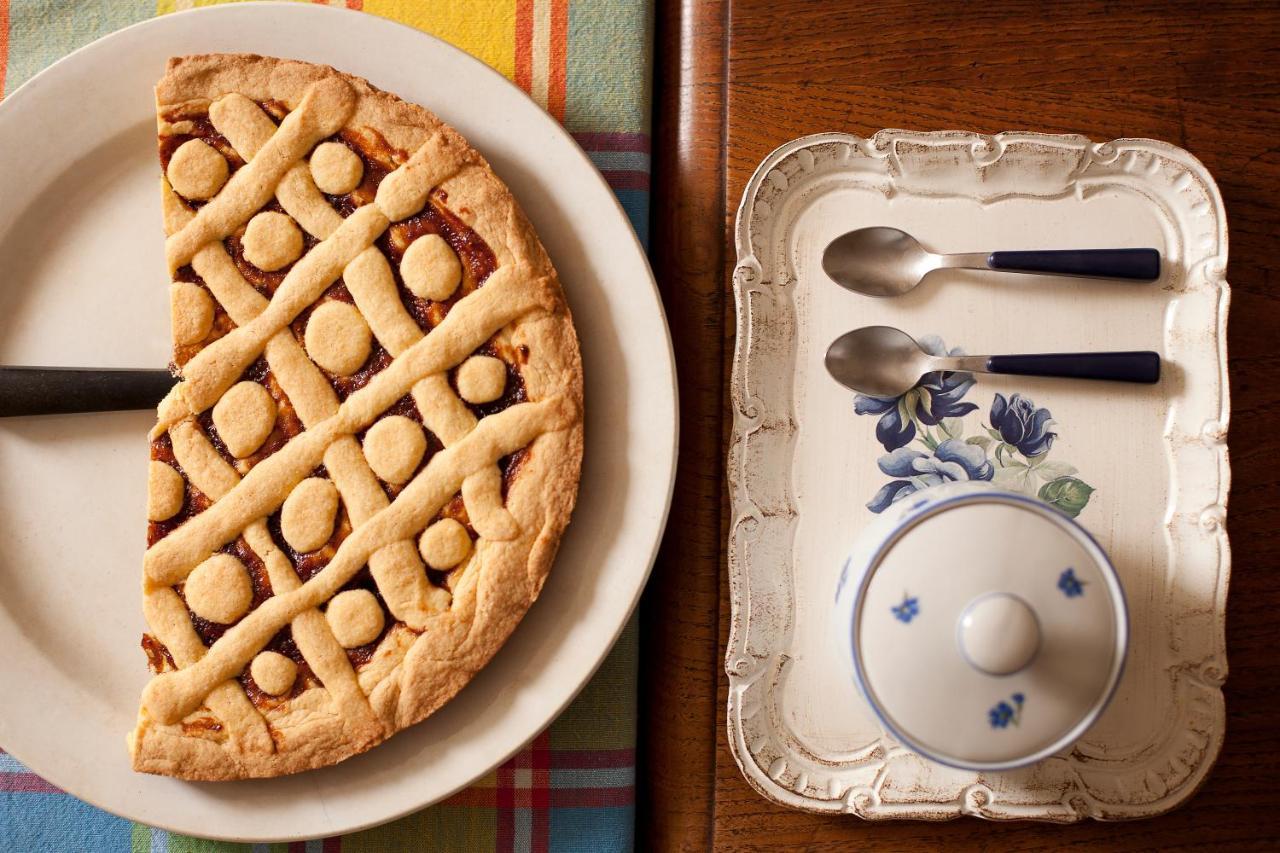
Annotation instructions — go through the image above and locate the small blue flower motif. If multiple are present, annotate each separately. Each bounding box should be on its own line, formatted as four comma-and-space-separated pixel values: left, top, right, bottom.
866, 438, 994, 513
990, 392, 1057, 458
1058, 567, 1086, 598
891, 594, 919, 624
989, 693, 1026, 728
854, 335, 978, 452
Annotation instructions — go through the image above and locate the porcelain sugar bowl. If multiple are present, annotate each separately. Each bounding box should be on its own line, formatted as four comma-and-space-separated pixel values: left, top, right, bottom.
833, 482, 1128, 771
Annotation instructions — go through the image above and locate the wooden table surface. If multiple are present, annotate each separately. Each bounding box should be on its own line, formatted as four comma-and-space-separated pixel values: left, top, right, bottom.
639, 1, 1280, 849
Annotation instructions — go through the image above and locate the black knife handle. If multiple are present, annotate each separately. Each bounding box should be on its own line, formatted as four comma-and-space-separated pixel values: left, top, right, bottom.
987, 248, 1161, 281
0, 367, 174, 417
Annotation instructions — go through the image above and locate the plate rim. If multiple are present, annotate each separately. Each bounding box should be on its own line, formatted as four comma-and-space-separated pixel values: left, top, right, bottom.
0, 2, 677, 841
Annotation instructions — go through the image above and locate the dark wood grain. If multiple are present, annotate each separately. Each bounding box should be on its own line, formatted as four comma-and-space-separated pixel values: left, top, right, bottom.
637, 1, 728, 850
649, 0, 1280, 849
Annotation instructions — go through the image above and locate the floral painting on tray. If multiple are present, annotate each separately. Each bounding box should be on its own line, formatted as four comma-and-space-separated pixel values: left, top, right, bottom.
854, 335, 1096, 518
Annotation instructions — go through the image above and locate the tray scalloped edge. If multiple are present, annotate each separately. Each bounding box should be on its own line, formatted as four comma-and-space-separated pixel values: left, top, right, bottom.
726, 130, 1231, 821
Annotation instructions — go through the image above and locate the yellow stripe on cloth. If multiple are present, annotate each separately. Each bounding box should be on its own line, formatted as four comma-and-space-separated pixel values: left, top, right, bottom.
364, 1, 517, 81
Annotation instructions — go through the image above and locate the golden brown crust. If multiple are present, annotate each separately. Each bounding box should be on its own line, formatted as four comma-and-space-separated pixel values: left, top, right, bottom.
133, 54, 582, 780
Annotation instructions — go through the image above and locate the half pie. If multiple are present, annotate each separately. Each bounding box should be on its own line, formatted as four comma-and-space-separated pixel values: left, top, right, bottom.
130, 54, 583, 779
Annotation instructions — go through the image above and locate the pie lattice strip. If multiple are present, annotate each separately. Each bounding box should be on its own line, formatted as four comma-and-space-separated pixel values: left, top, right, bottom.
167, 97, 464, 418
163, 111, 448, 625
145, 265, 549, 588
141, 587, 273, 753
145, 394, 576, 724
202, 95, 515, 540
164, 77, 355, 271
168, 421, 382, 739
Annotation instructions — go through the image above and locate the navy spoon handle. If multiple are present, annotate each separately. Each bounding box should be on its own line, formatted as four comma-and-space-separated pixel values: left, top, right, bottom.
985, 352, 1161, 384
987, 248, 1160, 281
0, 367, 174, 417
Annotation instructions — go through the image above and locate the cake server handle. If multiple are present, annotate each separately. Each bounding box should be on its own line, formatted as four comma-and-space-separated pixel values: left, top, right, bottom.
0, 367, 174, 417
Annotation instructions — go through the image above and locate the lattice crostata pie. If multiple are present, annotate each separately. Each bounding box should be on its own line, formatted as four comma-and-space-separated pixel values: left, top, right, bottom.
130, 55, 583, 779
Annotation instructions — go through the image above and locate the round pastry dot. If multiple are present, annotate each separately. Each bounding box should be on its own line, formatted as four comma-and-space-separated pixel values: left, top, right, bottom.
241, 211, 303, 272
147, 460, 185, 522
363, 415, 427, 484
326, 589, 385, 648
280, 477, 339, 553
170, 282, 214, 345
401, 234, 462, 301
185, 553, 253, 624
212, 381, 277, 458
418, 518, 472, 570
166, 139, 229, 200
309, 141, 364, 195
250, 651, 297, 696
305, 301, 372, 376
455, 355, 507, 404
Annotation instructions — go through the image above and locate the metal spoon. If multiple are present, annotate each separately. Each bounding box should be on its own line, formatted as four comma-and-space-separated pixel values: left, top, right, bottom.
822, 227, 1161, 297
825, 326, 1160, 397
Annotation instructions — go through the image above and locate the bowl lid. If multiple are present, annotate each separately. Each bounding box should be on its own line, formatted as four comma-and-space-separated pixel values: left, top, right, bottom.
851, 492, 1127, 770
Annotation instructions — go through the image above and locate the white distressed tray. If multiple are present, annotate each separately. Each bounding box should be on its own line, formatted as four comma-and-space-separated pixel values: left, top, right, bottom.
726, 131, 1230, 820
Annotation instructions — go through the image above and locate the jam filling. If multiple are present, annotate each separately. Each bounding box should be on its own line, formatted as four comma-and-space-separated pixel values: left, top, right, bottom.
148, 104, 536, 682
147, 433, 213, 546
181, 717, 225, 739
158, 113, 245, 177
240, 626, 322, 710
172, 265, 235, 370
198, 358, 305, 471
336, 567, 396, 669
266, 501, 353, 584
224, 200, 321, 297
141, 634, 176, 674
454, 341, 528, 420
181, 536, 273, 648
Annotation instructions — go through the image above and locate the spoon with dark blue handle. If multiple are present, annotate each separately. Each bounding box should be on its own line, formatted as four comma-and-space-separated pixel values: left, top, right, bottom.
0, 367, 174, 417
823, 227, 1161, 297
825, 327, 1161, 397
986, 249, 1160, 280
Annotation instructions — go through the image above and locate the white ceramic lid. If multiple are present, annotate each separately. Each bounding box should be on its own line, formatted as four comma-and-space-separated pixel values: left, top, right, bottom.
851, 492, 1127, 770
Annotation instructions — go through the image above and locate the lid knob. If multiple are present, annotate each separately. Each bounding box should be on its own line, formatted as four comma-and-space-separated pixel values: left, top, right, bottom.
959, 593, 1040, 675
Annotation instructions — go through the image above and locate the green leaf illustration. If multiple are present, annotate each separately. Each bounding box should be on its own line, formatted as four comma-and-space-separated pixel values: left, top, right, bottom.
1038, 476, 1095, 518
942, 418, 965, 440
994, 465, 1037, 496
1034, 460, 1079, 481
966, 435, 993, 450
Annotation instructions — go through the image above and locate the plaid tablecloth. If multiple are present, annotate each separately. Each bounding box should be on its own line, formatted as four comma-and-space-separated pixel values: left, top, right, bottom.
0, 1, 651, 850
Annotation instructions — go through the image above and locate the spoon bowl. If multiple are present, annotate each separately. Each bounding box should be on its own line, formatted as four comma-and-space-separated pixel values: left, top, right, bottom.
825, 326, 933, 396
825, 326, 1161, 396
822, 227, 937, 298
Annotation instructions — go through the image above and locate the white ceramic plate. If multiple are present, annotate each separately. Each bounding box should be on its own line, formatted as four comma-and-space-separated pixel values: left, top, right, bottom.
0, 3, 675, 841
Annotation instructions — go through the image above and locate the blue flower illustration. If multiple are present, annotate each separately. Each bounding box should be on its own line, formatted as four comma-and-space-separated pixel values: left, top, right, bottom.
867, 438, 994, 513
990, 392, 1057, 458
1058, 567, 1086, 598
854, 336, 978, 451
989, 693, 1026, 728
892, 594, 919, 623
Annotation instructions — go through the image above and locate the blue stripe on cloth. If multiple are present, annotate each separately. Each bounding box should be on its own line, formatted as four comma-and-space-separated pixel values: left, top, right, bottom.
0, 752, 27, 773
612, 189, 650, 250
550, 805, 635, 853
0, 793, 133, 852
